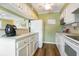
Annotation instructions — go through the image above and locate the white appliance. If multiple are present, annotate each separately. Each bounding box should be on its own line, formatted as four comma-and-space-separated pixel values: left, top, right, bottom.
30, 20, 43, 48
64, 36, 79, 56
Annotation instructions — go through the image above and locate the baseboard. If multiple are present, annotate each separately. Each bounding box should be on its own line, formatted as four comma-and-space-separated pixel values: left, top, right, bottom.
43, 42, 56, 44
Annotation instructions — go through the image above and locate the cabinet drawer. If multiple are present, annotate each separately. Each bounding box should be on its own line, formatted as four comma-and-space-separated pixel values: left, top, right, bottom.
16, 38, 29, 49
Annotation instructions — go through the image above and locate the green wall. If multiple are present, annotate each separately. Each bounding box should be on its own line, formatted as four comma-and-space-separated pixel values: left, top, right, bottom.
39, 13, 61, 43
1, 19, 14, 29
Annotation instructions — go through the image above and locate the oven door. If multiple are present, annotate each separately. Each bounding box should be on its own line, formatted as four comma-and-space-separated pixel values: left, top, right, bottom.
65, 39, 79, 56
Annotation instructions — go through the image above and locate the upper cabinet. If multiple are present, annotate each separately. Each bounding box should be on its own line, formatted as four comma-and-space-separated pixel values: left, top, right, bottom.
13, 3, 38, 19
0, 8, 28, 29
60, 4, 79, 24
0, 3, 38, 19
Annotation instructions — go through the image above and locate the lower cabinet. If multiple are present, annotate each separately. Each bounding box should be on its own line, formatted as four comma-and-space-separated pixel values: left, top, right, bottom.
16, 33, 39, 56
28, 41, 34, 56
17, 44, 29, 56
0, 33, 38, 56
56, 33, 65, 56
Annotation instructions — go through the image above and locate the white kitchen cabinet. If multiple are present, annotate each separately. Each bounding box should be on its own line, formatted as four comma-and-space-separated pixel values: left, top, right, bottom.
56, 33, 65, 56
0, 3, 26, 18
17, 33, 39, 56
28, 40, 34, 56
65, 4, 79, 14
28, 34, 38, 56
0, 33, 39, 56
0, 3, 37, 19
33, 40, 37, 53
0, 38, 16, 56
17, 44, 29, 56
59, 35, 65, 56
64, 4, 76, 24
16, 36, 29, 56
28, 36, 34, 56
64, 13, 75, 24
56, 34, 60, 49
15, 3, 33, 19
60, 4, 79, 24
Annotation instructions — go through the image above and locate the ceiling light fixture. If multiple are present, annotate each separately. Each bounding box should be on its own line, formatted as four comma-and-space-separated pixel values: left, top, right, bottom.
44, 3, 54, 10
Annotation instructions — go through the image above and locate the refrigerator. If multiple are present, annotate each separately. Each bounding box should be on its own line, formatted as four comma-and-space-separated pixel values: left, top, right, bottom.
30, 20, 43, 48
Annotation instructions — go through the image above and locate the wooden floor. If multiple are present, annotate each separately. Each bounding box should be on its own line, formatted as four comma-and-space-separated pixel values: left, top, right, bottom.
34, 43, 60, 56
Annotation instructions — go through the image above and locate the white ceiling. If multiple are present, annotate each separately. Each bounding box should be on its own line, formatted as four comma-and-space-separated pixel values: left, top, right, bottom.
31, 3, 65, 14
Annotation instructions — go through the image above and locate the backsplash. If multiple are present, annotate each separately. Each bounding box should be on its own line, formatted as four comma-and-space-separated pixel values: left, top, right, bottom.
0, 28, 29, 36
0, 29, 5, 36
16, 28, 29, 35
63, 25, 79, 34
70, 27, 79, 34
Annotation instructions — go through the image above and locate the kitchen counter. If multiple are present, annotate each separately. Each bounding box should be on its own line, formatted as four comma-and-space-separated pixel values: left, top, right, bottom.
0, 32, 38, 41
57, 32, 79, 36
0, 32, 39, 56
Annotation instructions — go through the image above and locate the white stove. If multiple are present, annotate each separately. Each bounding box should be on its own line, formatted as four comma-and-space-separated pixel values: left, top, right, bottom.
64, 35, 79, 56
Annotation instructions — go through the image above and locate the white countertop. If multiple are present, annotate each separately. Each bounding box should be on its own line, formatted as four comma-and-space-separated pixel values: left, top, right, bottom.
0, 32, 38, 41
56, 32, 79, 36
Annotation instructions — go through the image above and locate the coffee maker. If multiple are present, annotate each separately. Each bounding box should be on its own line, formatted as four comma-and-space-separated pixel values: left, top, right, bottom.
5, 24, 17, 37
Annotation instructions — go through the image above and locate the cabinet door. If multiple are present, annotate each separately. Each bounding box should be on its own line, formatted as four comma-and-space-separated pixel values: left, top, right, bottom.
56, 34, 65, 55
59, 35, 65, 55
35, 41, 39, 51
56, 34, 66, 56
28, 34, 39, 56
28, 41, 34, 56
33, 39, 38, 54
64, 13, 75, 24
33, 35, 36, 52
17, 44, 28, 56
64, 4, 79, 24
56, 34, 60, 49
